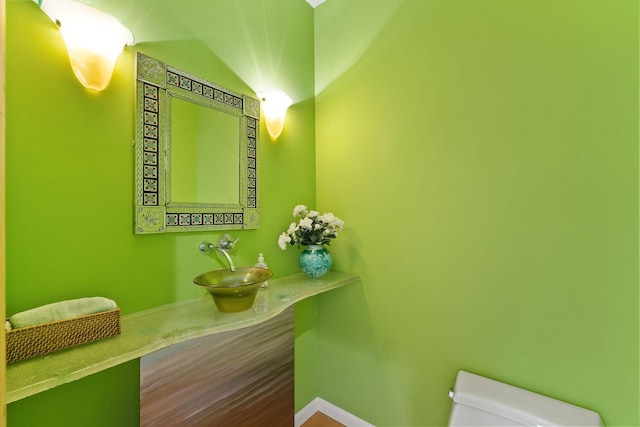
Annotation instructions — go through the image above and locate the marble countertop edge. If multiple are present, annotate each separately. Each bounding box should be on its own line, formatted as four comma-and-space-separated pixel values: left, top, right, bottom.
6, 271, 360, 403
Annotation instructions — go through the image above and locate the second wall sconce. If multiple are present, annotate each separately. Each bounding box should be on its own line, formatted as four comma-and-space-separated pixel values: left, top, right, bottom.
258, 90, 293, 139
34, 0, 134, 91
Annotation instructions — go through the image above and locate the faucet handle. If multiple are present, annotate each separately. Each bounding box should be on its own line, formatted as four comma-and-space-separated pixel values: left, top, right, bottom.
217, 234, 239, 252
200, 240, 216, 254
199, 241, 215, 254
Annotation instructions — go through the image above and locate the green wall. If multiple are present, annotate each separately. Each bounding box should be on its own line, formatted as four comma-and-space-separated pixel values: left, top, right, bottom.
6, 0, 316, 425
314, 1, 638, 426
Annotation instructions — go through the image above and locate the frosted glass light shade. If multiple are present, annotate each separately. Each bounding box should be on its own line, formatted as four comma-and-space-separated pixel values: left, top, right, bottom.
258, 90, 293, 139
37, 0, 134, 91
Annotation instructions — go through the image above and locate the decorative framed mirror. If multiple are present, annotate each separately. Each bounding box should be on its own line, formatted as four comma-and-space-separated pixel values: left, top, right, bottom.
134, 53, 261, 234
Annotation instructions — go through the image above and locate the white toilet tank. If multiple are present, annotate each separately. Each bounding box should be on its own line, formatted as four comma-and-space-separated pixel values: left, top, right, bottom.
448, 370, 603, 426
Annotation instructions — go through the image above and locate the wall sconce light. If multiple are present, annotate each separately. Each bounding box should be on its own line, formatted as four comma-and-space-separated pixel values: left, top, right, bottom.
34, 0, 134, 91
258, 90, 293, 139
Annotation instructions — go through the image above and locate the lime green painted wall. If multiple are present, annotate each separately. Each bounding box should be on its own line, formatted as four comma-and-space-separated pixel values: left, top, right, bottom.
6, 0, 315, 424
8, 361, 141, 427
314, 1, 638, 426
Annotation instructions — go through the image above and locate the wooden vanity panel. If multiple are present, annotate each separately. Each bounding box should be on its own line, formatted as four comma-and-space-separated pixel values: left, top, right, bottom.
140, 306, 294, 426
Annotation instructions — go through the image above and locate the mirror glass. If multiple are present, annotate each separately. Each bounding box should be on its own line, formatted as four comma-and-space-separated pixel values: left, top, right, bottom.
134, 53, 261, 234
170, 96, 240, 204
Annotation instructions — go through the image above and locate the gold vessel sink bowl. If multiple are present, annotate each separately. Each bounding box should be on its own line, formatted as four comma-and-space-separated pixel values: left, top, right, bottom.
194, 267, 273, 313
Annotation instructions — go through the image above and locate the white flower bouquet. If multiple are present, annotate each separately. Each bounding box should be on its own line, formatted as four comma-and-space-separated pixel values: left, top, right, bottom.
278, 205, 345, 250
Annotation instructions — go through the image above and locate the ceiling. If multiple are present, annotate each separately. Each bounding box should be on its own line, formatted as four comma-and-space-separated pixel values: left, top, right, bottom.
305, 0, 326, 8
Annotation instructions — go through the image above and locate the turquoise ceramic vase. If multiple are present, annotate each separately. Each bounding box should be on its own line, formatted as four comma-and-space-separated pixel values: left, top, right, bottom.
299, 245, 332, 278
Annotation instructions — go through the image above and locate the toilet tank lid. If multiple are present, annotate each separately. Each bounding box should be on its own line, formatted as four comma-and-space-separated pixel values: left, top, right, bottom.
450, 371, 603, 427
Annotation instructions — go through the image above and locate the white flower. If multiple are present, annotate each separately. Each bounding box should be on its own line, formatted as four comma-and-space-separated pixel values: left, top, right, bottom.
278, 233, 292, 250
318, 213, 333, 223
279, 205, 345, 250
319, 213, 344, 229
293, 205, 307, 217
299, 217, 313, 230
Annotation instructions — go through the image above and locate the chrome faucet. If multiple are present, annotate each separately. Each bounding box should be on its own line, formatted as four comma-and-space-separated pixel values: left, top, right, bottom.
199, 234, 239, 272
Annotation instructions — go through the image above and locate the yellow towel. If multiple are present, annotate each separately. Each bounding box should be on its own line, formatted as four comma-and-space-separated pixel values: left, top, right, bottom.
9, 297, 118, 329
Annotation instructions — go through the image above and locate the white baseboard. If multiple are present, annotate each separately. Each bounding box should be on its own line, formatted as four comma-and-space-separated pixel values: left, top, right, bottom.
295, 397, 375, 427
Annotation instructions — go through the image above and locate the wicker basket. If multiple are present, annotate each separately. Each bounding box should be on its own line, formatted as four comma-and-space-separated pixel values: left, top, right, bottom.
6, 308, 121, 364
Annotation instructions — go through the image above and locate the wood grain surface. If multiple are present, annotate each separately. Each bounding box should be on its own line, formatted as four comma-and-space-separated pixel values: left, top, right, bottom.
141, 306, 294, 426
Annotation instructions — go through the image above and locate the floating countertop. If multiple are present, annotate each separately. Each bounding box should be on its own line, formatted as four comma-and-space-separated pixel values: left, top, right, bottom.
6, 271, 360, 403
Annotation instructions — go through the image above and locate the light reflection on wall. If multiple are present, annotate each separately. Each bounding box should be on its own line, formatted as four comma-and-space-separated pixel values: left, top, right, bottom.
91, 0, 311, 101
88, 0, 404, 100
313, 0, 404, 95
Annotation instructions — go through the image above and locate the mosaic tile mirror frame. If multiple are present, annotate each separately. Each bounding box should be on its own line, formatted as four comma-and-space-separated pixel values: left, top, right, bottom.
134, 53, 261, 234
